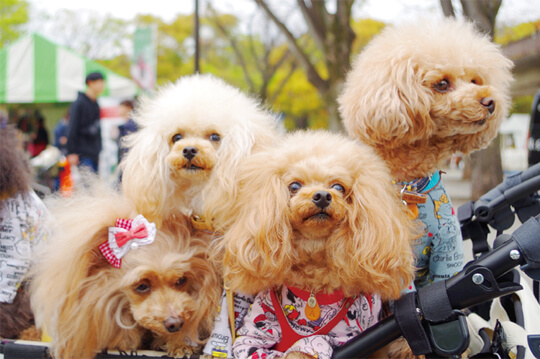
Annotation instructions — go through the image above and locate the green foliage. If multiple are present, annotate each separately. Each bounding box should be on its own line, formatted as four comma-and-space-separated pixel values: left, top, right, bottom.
97, 54, 131, 78
272, 69, 326, 130
0, 0, 29, 47
511, 95, 534, 115
495, 20, 540, 45
351, 18, 386, 55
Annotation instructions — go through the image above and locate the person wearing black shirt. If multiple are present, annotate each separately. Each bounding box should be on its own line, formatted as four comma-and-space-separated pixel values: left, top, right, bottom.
66, 72, 105, 173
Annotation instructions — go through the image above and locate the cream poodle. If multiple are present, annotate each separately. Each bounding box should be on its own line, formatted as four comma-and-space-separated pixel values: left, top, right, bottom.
338, 18, 513, 289
215, 131, 417, 359
121, 74, 280, 229
29, 184, 221, 359
339, 18, 513, 181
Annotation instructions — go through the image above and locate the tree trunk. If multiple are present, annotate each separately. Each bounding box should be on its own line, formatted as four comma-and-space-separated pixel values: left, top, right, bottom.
462, 156, 472, 180
440, 0, 455, 17
470, 136, 504, 200
323, 82, 345, 133
254, 0, 354, 132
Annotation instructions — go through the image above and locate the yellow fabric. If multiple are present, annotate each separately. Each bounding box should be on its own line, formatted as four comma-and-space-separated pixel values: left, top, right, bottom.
225, 284, 236, 342
41, 327, 52, 342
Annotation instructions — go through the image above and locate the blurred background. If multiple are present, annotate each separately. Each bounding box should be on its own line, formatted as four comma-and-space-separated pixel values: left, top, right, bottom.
1, 0, 539, 199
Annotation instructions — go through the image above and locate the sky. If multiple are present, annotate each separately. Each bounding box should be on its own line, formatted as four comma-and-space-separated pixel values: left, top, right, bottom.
28, 0, 540, 26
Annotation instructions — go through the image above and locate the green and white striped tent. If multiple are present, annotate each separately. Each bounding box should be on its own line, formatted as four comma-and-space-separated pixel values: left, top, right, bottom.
0, 33, 138, 104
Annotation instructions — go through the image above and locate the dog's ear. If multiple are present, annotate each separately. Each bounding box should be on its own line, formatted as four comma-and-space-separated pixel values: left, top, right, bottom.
183, 239, 222, 344
203, 116, 278, 231
220, 152, 292, 294
339, 57, 434, 147
121, 128, 172, 227
32, 226, 141, 359
338, 152, 416, 300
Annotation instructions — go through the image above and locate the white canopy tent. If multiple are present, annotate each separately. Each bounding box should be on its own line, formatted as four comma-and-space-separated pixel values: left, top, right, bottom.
0, 33, 138, 104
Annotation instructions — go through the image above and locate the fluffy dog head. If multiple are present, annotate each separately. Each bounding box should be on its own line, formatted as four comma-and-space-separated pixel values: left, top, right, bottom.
29, 185, 221, 359
219, 131, 416, 300
338, 18, 513, 181
121, 74, 279, 227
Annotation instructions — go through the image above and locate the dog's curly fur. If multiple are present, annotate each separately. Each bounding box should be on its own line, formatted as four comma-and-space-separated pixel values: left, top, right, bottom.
29, 184, 221, 359
338, 18, 514, 182
0, 124, 35, 339
0, 124, 32, 198
120, 74, 280, 227
217, 131, 417, 301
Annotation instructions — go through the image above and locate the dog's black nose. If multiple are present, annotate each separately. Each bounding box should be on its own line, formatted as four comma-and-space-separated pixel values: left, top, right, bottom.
480, 97, 495, 114
163, 316, 184, 333
182, 146, 198, 160
313, 191, 332, 209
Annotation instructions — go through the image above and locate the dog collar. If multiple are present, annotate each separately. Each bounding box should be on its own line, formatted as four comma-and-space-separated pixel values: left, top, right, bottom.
190, 214, 214, 233
394, 172, 443, 219
286, 286, 347, 305
395, 170, 442, 194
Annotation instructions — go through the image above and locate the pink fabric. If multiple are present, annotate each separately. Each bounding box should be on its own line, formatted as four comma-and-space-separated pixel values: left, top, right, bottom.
115, 223, 148, 247
99, 241, 121, 268
233, 286, 382, 359
98, 217, 134, 269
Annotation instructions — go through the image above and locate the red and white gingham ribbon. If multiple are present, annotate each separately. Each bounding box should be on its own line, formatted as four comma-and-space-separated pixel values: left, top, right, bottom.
99, 215, 156, 268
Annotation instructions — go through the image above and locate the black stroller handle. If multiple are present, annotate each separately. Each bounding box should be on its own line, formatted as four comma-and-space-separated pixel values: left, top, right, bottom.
473, 162, 540, 223
334, 215, 540, 359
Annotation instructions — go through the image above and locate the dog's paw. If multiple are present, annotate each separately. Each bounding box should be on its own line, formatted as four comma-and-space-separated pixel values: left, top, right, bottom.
166, 344, 198, 358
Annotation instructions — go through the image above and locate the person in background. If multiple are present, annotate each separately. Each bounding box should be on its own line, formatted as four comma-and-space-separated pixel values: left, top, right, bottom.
30, 110, 49, 157
117, 99, 137, 164
117, 100, 138, 182
54, 109, 70, 155
16, 113, 33, 155
66, 71, 105, 173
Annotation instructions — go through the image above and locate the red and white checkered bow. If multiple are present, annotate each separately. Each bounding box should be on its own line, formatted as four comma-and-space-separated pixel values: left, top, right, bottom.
99, 215, 156, 268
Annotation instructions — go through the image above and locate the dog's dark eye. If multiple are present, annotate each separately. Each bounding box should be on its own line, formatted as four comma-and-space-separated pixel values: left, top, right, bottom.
135, 283, 151, 294
289, 182, 302, 194
172, 133, 183, 143
471, 78, 482, 85
175, 277, 187, 288
209, 133, 220, 142
434, 79, 450, 93
331, 183, 346, 193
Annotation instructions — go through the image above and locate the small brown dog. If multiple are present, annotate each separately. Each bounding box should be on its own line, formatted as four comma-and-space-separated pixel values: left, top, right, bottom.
29, 185, 221, 359
216, 131, 417, 359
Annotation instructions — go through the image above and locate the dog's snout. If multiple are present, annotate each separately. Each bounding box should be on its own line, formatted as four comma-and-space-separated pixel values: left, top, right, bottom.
163, 316, 184, 333
480, 97, 495, 114
313, 191, 332, 209
182, 146, 198, 160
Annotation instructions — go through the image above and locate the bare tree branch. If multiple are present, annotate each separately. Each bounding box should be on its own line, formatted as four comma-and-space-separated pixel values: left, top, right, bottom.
269, 61, 299, 104
296, 0, 327, 52
254, 0, 328, 91
460, 0, 501, 37
207, 6, 256, 92
268, 48, 291, 77
440, 0, 456, 17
